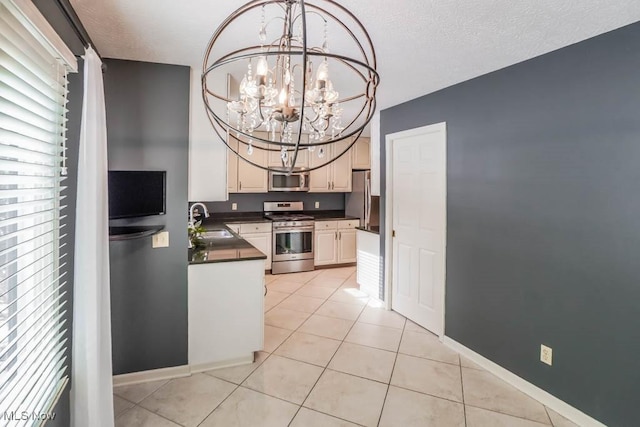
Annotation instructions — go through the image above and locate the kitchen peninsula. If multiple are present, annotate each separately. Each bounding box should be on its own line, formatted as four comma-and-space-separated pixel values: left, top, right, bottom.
188, 225, 266, 372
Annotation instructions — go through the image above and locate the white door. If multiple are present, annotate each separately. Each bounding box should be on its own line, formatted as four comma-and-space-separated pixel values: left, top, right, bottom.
389, 123, 446, 336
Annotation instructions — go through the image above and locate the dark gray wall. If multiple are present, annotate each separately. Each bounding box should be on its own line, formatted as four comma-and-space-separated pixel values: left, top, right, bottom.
380, 22, 640, 426
32, 1, 84, 425
105, 59, 190, 374
202, 192, 345, 213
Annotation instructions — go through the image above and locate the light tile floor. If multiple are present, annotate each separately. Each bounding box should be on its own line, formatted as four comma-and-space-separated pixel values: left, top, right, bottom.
113, 267, 580, 427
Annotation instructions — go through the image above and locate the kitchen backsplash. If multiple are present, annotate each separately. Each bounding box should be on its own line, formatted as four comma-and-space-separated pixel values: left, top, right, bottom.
197, 192, 346, 213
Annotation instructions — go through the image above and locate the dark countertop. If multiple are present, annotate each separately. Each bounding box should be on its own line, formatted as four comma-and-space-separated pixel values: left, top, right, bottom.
311, 211, 360, 221
200, 210, 359, 222
356, 226, 380, 235
188, 223, 267, 265
204, 213, 271, 224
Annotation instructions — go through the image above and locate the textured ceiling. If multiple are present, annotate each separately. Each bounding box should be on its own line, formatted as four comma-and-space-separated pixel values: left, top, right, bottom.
70, 0, 640, 110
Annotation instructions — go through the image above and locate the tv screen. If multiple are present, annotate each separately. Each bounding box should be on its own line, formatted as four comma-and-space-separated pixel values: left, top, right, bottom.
108, 171, 166, 219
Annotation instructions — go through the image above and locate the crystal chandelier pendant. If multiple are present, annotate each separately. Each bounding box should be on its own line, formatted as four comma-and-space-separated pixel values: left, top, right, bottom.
202, 0, 379, 173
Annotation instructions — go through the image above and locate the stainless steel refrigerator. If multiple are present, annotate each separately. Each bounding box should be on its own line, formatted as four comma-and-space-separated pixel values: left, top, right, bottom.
345, 170, 380, 228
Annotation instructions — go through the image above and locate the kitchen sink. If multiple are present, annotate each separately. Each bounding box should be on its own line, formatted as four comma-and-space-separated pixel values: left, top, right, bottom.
202, 229, 234, 239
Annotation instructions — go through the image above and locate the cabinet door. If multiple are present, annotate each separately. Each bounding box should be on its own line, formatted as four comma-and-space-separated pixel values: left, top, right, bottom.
331, 138, 353, 192
314, 229, 338, 265
267, 136, 310, 169
352, 137, 371, 170
242, 233, 272, 270
227, 136, 238, 193
338, 229, 357, 263
237, 139, 268, 193
309, 148, 331, 192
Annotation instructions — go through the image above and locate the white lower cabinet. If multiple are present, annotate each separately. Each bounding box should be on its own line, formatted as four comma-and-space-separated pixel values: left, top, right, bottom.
242, 233, 272, 271
188, 259, 264, 370
315, 229, 338, 265
226, 222, 272, 271
338, 228, 357, 263
314, 219, 359, 266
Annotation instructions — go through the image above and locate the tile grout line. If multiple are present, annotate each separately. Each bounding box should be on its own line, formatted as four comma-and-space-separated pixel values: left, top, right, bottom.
464, 402, 556, 425
543, 405, 555, 426
376, 316, 406, 426
194, 368, 256, 426
459, 354, 467, 427
285, 271, 359, 426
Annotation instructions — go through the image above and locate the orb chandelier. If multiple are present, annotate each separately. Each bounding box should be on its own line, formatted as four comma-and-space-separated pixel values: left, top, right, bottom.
202, 0, 379, 173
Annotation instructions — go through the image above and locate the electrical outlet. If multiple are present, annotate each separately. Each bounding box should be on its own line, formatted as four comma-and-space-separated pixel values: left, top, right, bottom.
232, 203, 238, 211
152, 231, 169, 248
315, 201, 320, 209
540, 344, 553, 366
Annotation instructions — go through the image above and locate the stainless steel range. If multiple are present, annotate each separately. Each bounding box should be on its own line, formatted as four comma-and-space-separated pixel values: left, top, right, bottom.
264, 202, 314, 274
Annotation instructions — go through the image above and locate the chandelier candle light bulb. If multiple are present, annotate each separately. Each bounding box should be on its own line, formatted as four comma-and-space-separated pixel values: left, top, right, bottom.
202, 0, 379, 173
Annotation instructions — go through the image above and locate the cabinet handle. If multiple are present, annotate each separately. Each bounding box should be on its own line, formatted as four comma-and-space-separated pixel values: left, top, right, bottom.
327, 181, 330, 190
339, 231, 341, 240
335, 231, 337, 240
331, 182, 335, 190
239, 181, 242, 191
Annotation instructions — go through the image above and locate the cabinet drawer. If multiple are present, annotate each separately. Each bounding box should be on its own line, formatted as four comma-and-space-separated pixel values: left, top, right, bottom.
239, 222, 272, 234
315, 220, 337, 230
338, 219, 360, 229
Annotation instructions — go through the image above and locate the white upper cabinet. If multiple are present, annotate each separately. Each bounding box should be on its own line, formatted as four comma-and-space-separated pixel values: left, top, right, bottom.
267, 134, 310, 169
309, 137, 352, 192
228, 132, 269, 193
351, 137, 371, 170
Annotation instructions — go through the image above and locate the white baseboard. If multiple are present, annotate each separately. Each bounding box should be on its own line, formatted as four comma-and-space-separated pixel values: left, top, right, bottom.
113, 365, 191, 387
112, 355, 256, 387
443, 337, 606, 427
190, 355, 254, 374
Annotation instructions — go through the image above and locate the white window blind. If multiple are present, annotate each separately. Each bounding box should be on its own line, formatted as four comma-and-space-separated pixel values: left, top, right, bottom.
0, 0, 76, 423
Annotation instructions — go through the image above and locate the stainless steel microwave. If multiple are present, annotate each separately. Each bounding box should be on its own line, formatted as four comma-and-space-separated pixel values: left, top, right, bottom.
268, 169, 310, 192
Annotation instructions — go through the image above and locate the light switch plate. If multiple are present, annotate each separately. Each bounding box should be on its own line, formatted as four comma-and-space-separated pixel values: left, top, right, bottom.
152, 231, 169, 248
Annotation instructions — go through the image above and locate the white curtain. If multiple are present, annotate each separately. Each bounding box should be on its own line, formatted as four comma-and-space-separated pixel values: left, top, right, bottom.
71, 46, 114, 427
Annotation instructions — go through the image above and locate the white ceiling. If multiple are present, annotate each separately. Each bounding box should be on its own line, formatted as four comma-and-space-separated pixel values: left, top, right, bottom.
70, 0, 640, 111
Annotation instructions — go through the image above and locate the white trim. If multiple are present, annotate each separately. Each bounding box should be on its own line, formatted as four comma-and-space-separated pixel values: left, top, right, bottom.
3, 0, 78, 72
113, 365, 191, 387
443, 337, 606, 427
190, 355, 254, 374
112, 355, 256, 386
384, 122, 447, 338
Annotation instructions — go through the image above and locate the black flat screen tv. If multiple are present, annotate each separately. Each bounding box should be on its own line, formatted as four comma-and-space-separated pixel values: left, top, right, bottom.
108, 171, 166, 219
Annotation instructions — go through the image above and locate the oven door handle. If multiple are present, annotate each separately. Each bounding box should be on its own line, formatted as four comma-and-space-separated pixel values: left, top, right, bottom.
273, 227, 314, 233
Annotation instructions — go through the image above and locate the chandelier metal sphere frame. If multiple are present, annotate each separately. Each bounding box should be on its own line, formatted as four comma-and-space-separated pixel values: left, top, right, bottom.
202, 0, 379, 173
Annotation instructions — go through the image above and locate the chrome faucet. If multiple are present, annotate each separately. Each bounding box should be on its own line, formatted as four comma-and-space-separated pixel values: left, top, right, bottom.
189, 202, 210, 225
